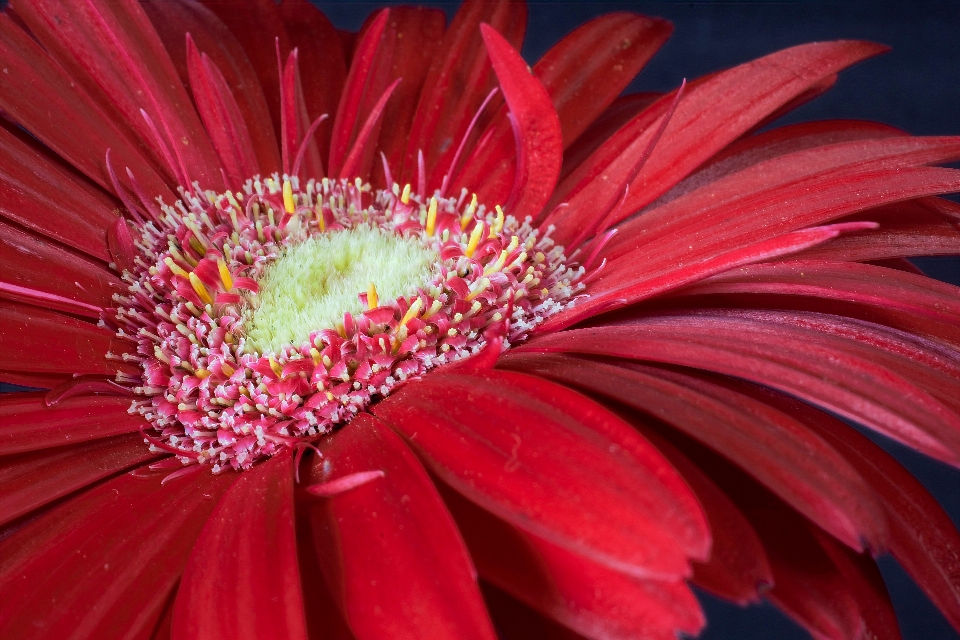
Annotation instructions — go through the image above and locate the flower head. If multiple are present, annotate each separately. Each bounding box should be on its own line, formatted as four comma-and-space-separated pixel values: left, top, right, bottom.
1, 1, 958, 639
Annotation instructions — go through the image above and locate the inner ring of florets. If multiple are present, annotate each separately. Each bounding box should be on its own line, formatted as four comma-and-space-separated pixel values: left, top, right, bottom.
109, 175, 584, 472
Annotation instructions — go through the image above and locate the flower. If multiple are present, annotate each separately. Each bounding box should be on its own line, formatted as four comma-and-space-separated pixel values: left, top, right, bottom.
0, 0, 958, 638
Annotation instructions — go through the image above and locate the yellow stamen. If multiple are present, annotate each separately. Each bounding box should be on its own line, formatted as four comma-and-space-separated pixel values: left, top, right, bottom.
188, 272, 213, 305
400, 297, 423, 326
195, 368, 211, 379
309, 348, 322, 365
484, 249, 509, 275
466, 277, 490, 301
425, 198, 438, 236
490, 205, 505, 238
163, 256, 190, 279
217, 259, 233, 291
367, 281, 379, 309
461, 193, 478, 230
269, 357, 283, 377
465, 221, 484, 258
282, 179, 296, 214
400, 183, 411, 204
221, 363, 235, 377
314, 205, 326, 232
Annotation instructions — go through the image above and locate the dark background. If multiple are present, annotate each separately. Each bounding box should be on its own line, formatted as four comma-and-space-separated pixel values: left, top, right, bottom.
316, 1, 960, 639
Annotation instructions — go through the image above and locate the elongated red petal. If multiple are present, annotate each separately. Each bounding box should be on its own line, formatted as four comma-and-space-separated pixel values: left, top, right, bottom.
453, 14, 670, 205
187, 38, 260, 187
784, 399, 960, 632
328, 9, 390, 177
475, 24, 562, 222
373, 370, 710, 579
438, 482, 705, 640
15, 0, 224, 187
0, 392, 146, 455
0, 14, 175, 201
400, 0, 526, 189
0, 468, 235, 639
199, 0, 291, 144
0, 123, 117, 261
518, 312, 960, 467
499, 353, 888, 552
278, 0, 346, 164
674, 260, 960, 347
793, 197, 960, 262
550, 40, 889, 243
640, 431, 773, 604
0, 433, 158, 525
172, 452, 305, 640
0, 302, 135, 377
142, 0, 281, 175
302, 414, 497, 640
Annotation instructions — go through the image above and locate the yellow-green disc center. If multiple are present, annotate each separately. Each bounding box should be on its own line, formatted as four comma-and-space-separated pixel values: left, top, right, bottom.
242, 226, 438, 354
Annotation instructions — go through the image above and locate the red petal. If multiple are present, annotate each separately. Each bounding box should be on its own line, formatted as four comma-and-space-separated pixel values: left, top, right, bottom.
791, 401, 960, 632
500, 353, 888, 552
278, 0, 347, 165
338, 78, 402, 181
0, 392, 146, 455
172, 452, 305, 640
438, 482, 705, 640
200, 0, 291, 144
0, 220, 120, 316
0, 302, 136, 378
0, 433, 158, 525
794, 197, 960, 262
15, 0, 224, 187
366, 7, 447, 188
373, 370, 710, 579
518, 312, 960, 467
0, 468, 235, 639
303, 414, 497, 640
474, 24, 562, 222
454, 14, 670, 206
624, 427, 774, 604
327, 9, 390, 178
811, 528, 902, 640
0, 14, 176, 202
400, 0, 526, 189
187, 38, 260, 187
675, 260, 960, 347
0, 123, 117, 261
142, 0, 281, 175
653, 119, 903, 208
550, 40, 889, 242
535, 14, 671, 151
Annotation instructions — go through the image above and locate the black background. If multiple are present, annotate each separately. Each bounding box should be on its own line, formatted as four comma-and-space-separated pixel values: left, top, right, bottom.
317, 1, 960, 638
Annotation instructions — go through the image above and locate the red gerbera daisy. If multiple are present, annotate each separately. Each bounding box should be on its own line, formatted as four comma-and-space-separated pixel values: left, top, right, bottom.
1, 1, 958, 639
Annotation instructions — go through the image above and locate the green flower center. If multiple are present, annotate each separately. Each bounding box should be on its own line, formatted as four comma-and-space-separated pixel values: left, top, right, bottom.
242, 225, 438, 354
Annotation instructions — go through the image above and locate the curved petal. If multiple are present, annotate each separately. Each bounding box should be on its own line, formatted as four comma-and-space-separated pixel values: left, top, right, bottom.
0, 123, 118, 261
142, 0, 281, 175
0, 13, 175, 202
171, 452, 306, 640
15, 0, 224, 187
0, 302, 135, 377
517, 312, 960, 467
438, 482, 705, 640
0, 467, 235, 639
302, 414, 497, 640
0, 433, 158, 526
548, 40, 890, 243
400, 0, 526, 189
499, 353, 889, 552
372, 370, 710, 579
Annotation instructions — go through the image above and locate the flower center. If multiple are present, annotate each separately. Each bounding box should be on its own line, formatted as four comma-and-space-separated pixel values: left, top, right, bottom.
110, 174, 585, 472
243, 227, 438, 354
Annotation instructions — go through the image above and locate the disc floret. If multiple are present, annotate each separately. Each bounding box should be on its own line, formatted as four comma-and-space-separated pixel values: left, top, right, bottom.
108, 175, 585, 471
